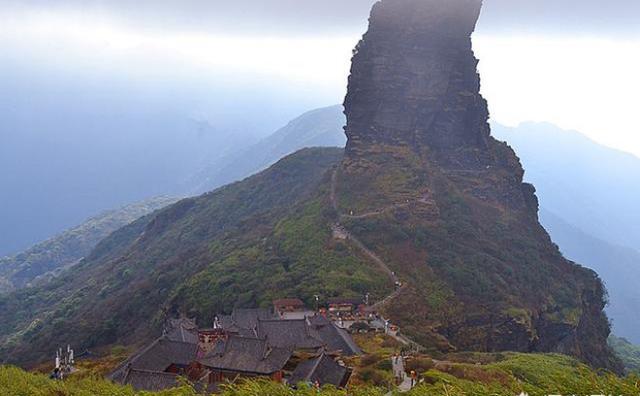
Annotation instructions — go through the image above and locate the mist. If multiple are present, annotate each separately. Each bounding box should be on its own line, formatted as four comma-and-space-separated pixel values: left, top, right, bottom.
1, 0, 639, 255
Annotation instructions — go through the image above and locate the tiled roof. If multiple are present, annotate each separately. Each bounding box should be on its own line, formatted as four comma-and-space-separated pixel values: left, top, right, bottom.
110, 338, 198, 382
289, 353, 350, 388
219, 308, 277, 335
257, 319, 324, 350
199, 336, 292, 375
310, 316, 361, 356
165, 323, 199, 344
131, 338, 197, 371
122, 369, 179, 391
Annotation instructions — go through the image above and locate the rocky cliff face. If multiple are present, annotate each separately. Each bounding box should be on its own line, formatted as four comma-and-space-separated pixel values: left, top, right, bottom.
337, 0, 621, 371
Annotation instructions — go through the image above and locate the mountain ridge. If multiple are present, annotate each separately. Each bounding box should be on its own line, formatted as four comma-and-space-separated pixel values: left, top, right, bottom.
211, 104, 640, 344
0, 196, 178, 294
0, 148, 391, 366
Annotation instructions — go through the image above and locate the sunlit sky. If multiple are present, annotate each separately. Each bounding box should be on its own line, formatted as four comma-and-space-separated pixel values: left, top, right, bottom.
1, 1, 639, 157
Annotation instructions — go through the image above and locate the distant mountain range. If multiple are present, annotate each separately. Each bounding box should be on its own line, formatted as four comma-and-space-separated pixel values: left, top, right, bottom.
0, 196, 177, 294
189, 105, 347, 194
491, 122, 640, 253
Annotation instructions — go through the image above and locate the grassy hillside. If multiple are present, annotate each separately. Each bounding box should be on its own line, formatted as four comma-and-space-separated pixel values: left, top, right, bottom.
405, 353, 639, 396
217, 105, 640, 345
0, 197, 178, 294
1, 353, 638, 395
0, 148, 389, 366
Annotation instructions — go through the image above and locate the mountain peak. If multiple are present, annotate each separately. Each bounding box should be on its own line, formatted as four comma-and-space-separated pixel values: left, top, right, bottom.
337, 0, 621, 372
345, 0, 487, 163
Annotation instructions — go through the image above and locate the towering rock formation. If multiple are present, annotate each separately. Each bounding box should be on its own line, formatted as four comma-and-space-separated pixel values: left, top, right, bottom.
337, 0, 621, 371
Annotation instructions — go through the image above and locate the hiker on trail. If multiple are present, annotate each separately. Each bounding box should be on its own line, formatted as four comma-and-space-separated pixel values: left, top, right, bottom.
410, 370, 417, 387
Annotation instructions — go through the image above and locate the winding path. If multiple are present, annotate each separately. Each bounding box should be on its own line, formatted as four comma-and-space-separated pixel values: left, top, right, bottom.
392, 356, 414, 392
331, 168, 428, 393
330, 168, 400, 288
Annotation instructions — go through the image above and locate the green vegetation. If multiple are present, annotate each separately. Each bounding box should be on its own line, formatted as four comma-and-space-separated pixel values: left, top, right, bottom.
0, 148, 389, 366
406, 353, 639, 396
0, 365, 194, 396
2, 353, 638, 395
610, 335, 640, 373
338, 158, 619, 370
0, 145, 620, 372
0, 366, 384, 396
0, 196, 177, 293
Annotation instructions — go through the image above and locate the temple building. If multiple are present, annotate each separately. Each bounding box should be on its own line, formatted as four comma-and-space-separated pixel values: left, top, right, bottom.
110, 306, 359, 392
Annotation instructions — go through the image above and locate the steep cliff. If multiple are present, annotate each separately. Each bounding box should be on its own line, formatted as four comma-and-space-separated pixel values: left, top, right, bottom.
334, 0, 620, 371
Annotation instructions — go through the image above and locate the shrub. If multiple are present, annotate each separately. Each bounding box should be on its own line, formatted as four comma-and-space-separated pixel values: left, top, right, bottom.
375, 359, 393, 371
360, 354, 382, 367
405, 357, 435, 374
381, 337, 402, 349
358, 368, 389, 387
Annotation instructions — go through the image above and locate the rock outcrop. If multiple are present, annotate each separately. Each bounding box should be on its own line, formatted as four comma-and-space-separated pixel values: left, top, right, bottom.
337, 0, 621, 371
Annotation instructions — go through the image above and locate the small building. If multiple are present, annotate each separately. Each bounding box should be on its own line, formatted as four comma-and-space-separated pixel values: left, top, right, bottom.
111, 310, 361, 392
256, 319, 324, 352
273, 299, 307, 315
110, 338, 198, 391
198, 336, 292, 383
218, 308, 277, 338
327, 298, 364, 314
308, 315, 362, 356
288, 352, 351, 389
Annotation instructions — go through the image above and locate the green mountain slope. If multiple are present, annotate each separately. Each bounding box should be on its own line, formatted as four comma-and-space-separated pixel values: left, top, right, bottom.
0, 197, 178, 294
222, 106, 640, 344
540, 209, 640, 344
0, 148, 390, 365
331, 0, 618, 371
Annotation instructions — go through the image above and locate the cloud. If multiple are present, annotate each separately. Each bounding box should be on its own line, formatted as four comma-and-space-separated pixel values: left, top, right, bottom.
480, 0, 640, 36
2, 0, 639, 37
1, 0, 638, 156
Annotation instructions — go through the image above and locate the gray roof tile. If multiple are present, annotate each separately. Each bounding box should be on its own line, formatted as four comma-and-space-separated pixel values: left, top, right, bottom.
289, 353, 350, 388
199, 336, 291, 375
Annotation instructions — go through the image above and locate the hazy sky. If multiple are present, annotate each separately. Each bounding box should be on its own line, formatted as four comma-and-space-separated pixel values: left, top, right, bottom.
1, 0, 639, 156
